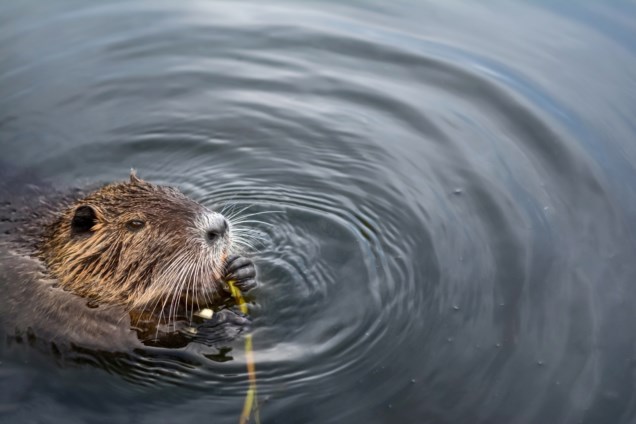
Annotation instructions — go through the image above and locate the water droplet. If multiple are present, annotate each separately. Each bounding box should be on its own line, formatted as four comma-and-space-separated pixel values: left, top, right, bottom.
495, 343, 502, 348
410, 379, 416, 384
452, 305, 460, 311
447, 337, 454, 343
453, 188, 463, 195
537, 360, 544, 366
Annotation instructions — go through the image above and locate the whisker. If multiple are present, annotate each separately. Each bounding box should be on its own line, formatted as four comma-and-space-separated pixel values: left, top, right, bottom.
230, 210, 285, 220
230, 219, 275, 227
232, 229, 269, 242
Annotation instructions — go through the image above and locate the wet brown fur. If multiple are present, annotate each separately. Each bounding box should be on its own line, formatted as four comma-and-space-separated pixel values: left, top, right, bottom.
36, 172, 231, 315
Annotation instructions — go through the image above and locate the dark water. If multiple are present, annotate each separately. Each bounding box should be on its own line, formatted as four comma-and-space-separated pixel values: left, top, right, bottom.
2, 1, 636, 423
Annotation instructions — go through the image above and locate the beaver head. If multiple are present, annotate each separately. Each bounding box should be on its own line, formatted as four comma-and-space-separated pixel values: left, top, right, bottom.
38, 172, 234, 314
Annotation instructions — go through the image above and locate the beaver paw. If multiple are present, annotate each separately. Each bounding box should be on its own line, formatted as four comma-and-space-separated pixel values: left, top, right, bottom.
224, 255, 257, 292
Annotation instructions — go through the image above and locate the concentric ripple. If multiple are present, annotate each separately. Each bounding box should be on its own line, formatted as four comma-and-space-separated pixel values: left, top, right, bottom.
2, 1, 636, 423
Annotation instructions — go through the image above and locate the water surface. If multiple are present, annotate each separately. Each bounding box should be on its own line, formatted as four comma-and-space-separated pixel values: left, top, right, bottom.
1, 1, 636, 423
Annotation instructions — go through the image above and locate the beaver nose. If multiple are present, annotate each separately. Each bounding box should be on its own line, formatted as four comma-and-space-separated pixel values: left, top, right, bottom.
205, 217, 228, 244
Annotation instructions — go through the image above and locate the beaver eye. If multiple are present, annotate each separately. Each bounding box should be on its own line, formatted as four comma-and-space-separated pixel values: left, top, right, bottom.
125, 220, 145, 232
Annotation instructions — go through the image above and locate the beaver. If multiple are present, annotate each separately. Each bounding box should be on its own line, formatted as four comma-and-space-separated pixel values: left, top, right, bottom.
0, 171, 257, 352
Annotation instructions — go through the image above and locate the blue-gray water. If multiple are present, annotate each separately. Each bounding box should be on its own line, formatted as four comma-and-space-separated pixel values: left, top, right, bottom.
1, 1, 636, 423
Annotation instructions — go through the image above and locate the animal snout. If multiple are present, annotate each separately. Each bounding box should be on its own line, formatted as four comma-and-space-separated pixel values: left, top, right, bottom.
205, 216, 228, 244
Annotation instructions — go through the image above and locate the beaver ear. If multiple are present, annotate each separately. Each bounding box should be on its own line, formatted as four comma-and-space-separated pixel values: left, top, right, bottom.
71, 205, 97, 235
129, 168, 142, 184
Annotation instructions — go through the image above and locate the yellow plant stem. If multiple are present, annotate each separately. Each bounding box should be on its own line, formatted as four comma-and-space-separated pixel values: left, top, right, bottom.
228, 280, 260, 424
